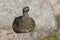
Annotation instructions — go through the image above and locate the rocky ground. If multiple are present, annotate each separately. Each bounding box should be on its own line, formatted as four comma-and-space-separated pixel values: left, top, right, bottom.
0, 14, 60, 40
37, 14, 60, 40
0, 0, 60, 40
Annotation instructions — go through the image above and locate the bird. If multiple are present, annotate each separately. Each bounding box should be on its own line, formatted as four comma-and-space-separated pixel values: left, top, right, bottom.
12, 6, 35, 33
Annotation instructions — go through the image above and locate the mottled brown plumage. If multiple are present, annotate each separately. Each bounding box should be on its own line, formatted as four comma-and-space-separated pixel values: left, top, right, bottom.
12, 6, 35, 33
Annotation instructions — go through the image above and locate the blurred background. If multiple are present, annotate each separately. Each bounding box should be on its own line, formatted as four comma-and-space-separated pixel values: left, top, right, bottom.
49, 0, 60, 15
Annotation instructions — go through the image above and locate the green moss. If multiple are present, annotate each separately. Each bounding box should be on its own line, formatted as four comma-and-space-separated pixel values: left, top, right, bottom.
56, 15, 60, 28
37, 32, 58, 40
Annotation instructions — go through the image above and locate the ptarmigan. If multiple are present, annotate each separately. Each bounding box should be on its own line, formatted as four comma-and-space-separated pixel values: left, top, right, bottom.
12, 6, 35, 33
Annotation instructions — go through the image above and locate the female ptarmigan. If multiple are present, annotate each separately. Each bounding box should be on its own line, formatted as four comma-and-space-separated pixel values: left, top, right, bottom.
12, 6, 35, 33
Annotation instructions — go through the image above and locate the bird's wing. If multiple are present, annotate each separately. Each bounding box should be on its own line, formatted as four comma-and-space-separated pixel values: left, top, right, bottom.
30, 18, 35, 27
12, 16, 23, 26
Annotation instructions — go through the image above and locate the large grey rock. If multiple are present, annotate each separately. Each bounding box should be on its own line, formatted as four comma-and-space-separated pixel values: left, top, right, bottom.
0, 0, 57, 40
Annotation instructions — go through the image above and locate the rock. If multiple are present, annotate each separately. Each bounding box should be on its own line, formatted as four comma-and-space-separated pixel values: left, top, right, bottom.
0, 0, 57, 40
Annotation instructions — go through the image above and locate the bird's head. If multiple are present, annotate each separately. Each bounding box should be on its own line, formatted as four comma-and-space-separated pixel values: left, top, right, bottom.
23, 6, 29, 13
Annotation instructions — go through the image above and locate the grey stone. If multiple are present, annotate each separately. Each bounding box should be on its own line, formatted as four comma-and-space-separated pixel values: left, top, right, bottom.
0, 0, 57, 40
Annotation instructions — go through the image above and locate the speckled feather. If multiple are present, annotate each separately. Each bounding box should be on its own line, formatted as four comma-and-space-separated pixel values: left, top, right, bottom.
12, 6, 35, 33
12, 16, 35, 33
